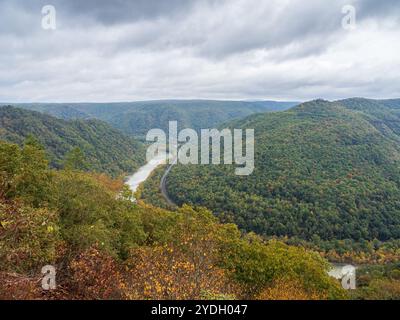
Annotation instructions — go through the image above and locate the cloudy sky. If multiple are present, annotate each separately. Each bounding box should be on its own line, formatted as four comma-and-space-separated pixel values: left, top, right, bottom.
0, 0, 399, 102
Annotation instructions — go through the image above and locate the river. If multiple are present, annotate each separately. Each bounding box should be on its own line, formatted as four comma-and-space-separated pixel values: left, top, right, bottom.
126, 153, 168, 193
126, 155, 357, 284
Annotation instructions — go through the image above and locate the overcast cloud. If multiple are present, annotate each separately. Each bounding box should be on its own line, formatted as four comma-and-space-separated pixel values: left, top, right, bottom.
0, 0, 399, 102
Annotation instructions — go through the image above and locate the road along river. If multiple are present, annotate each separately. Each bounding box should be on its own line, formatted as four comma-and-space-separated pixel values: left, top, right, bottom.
126, 153, 355, 286
159, 156, 177, 206
126, 150, 177, 206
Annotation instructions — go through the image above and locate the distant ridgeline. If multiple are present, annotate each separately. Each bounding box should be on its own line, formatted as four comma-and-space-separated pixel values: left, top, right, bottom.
165, 98, 400, 248
0, 106, 145, 177
11, 100, 299, 137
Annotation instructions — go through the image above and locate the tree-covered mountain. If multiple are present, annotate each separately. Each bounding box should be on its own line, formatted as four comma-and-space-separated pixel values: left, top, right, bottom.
338, 98, 400, 139
13, 100, 298, 137
0, 139, 345, 300
165, 99, 400, 246
0, 106, 145, 176
11, 104, 91, 120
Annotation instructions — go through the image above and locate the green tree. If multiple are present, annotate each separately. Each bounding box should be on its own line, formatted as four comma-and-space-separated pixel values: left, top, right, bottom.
64, 147, 90, 171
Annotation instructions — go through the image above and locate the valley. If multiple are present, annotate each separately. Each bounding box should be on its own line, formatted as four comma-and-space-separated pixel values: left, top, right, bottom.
2, 0, 400, 304
12, 100, 298, 138
1, 98, 400, 300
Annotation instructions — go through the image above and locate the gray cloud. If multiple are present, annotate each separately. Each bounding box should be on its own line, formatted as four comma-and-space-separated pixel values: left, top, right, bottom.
357, 0, 400, 17
0, 0, 399, 102
0, 0, 198, 24
57, 0, 197, 24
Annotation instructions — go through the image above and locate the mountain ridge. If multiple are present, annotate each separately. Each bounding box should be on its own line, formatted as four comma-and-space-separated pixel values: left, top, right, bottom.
0, 105, 145, 176
9, 100, 299, 137
165, 98, 400, 244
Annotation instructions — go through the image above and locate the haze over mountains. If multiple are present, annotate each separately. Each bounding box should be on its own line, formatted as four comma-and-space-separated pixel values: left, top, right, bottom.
10, 100, 298, 137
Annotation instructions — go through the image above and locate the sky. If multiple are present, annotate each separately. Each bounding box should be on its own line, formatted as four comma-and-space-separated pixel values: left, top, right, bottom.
0, 0, 399, 102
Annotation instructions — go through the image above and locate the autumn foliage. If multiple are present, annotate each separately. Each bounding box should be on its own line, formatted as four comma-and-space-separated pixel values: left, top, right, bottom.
126, 244, 235, 300
0, 272, 42, 300
256, 277, 326, 300
0, 140, 346, 300
62, 247, 125, 300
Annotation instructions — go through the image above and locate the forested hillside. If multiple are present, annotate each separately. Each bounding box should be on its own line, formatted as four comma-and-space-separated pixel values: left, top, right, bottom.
166, 99, 400, 255
339, 98, 400, 139
0, 140, 344, 300
14, 100, 298, 137
0, 106, 144, 176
